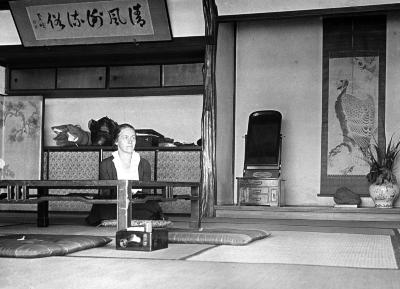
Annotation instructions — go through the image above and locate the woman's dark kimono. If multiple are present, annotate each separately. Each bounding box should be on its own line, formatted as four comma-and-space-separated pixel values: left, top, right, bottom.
85, 156, 163, 225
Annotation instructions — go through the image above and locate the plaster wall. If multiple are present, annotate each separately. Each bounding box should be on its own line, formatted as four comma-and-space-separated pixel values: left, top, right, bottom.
235, 18, 325, 206
386, 13, 400, 138
0, 66, 5, 94
216, 0, 400, 16
44, 95, 203, 146
0, 10, 21, 45
384, 13, 400, 207
216, 23, 235, 204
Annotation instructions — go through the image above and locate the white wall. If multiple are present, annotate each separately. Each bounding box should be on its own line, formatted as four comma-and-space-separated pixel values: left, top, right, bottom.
166, 0, 204, 37
216, 23, 235, 204
386, 12, 400, 140
384, 12, 400, 207
216, 0, 400, 16
235, 17, 330, 206
0, 66, 5, 94
44, 95, 203, 146
0, 10, 21, 45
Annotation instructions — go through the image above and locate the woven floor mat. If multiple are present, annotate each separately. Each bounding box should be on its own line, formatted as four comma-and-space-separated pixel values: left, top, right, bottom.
168, 228, 270, 245
0, 234, 111, 258
188, 231, 398, 269
98, 219, 173, 228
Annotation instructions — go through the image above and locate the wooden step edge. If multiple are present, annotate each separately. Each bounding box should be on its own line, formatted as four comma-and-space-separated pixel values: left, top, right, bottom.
215, 207, 400, 222
215, 205, 400, 214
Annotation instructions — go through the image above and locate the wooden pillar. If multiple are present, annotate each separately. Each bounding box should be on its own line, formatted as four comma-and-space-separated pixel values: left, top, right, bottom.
201, 0, 218, 218
117, 180, 131, 231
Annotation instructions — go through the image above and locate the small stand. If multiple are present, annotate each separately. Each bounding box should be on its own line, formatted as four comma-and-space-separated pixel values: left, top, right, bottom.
237, 110, 284, 207
237, 177, 284, 206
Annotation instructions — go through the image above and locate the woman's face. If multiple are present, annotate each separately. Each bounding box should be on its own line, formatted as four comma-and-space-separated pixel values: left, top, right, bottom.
116, 127, 136, 153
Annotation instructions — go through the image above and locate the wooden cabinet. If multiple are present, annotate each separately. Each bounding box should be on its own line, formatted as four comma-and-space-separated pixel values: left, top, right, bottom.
57, 67, 106, 88
7, 63, 203, 95
237, 177, 284, 207
163, 63, 203, 86
10, 68, 56, 90
109, 65, 160, 88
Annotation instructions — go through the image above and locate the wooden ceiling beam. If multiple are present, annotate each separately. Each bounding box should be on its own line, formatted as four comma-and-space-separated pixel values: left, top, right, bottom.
218, 4, 400, 22
0, 0, 9, 10
0, 37, 206, 67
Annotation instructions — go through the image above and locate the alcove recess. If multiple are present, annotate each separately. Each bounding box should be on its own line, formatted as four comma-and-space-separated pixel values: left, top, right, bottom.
0, 36, 206, 214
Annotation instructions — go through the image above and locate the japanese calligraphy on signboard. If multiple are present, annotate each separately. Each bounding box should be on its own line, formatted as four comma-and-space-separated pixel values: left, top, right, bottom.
9, 0, 171, 46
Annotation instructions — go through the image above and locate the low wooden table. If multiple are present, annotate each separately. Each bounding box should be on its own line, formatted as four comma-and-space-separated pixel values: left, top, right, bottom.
0, 180, 201, 230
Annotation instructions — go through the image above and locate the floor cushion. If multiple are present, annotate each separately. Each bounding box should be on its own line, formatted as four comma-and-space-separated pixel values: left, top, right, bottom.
98, 221, 269, 245
0, 234, 112, 258
98, 219, 173, 228
168, 228, 270, 245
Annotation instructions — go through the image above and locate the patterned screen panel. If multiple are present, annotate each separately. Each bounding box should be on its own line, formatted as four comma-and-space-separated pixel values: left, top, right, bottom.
47, 151, 100, 211
157, 151, 201, 214
42, 149, 199, 213
0, 95, 42, 180
0, 95, 42, 211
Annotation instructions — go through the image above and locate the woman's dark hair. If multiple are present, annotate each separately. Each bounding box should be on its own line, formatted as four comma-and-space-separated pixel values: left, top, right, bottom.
113, 123, 136, 144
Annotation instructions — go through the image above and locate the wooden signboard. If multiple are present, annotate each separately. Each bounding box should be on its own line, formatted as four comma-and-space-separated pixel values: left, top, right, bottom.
9, 0, 171, 46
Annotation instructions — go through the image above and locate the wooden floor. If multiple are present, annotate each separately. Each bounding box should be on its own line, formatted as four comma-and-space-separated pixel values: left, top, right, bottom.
215, 205, 400, 221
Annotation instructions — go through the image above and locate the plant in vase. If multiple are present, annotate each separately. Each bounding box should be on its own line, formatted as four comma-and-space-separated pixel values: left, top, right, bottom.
363, 134, 400, 208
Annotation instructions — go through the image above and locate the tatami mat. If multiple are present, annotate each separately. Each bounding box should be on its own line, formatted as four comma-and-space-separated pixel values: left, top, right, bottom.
69, 241, 215, 260
1, 222, 399, 270
2, 218, 400, 289
3, 257, 400, 289
188, 231, 398, 269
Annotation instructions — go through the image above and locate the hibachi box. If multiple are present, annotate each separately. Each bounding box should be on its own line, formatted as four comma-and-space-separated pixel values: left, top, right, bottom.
116, 228, 168, 251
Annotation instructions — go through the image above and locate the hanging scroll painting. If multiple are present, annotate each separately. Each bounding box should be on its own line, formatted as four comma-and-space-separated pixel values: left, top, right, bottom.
327, 56, 379, 176
0, 95, 43, 180
320, 54, 383, 196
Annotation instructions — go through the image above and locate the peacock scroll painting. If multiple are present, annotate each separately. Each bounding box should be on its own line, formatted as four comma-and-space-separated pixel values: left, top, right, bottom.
327, 56, 379, 176
320, 54, 383, 196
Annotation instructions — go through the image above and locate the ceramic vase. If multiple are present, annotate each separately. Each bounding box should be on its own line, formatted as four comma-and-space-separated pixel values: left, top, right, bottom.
369, 182, 400, 208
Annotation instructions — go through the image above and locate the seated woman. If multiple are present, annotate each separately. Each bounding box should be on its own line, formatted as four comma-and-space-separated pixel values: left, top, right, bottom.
86, 123, 164, 226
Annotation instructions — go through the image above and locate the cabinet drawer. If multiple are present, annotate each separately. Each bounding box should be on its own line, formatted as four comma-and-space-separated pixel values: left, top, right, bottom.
239, 188, 269, 205
238, 178, 280, 187
109, 65, 160, 88
10, 68, 56, 90
57, 67, 106, 88
247, 193, 269, 205
162, 63, 204, 86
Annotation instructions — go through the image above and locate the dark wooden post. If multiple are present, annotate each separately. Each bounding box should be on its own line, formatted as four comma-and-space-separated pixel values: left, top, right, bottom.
201, 0, 218, 218
37, 188, 49, 227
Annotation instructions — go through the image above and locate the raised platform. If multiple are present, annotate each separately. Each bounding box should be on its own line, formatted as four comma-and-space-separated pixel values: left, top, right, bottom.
215, 205, 400, 222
